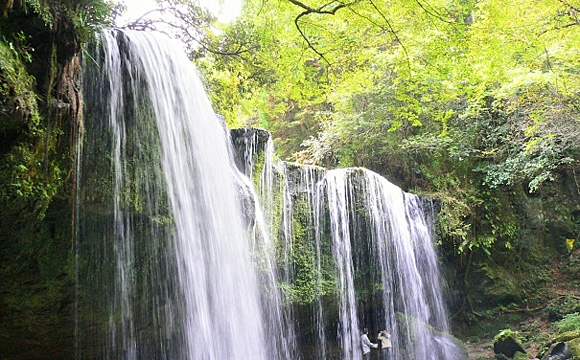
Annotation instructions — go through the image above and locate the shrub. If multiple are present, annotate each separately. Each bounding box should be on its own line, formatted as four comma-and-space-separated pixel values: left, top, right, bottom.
555, 313, 580, 333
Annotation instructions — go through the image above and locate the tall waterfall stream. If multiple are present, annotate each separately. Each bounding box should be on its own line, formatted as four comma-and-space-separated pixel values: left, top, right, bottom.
76, 29, 465, 360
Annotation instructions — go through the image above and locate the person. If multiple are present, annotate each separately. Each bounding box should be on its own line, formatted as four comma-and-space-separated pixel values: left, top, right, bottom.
377, 329, 392, 360
360, 327, 378, 360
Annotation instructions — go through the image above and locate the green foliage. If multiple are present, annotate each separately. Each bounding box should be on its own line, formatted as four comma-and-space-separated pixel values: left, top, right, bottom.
20, 0, 121, 40
547, 296, 580, 321
0, 37, 38, 126
193, 0, 580, 255
0, 37, 60, 220
22, 0, 55, 27
71, 0, 123, 39
494, 328, 524, 343
555, 313, 580, 333
26, 0, 118, 25
472, 84, 578, 193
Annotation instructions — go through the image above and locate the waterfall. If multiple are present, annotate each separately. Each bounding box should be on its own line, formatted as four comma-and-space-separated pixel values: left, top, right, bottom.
76, 29, 464, 360
322, 168, 457, 360
239, 131, 465, 360
77, 30, 286, 359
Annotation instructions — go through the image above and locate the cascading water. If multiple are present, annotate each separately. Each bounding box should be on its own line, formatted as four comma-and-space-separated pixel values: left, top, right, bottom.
77, 28, 464, 360
230, 129, 298, 360
321, 168, 462, 360
239, 131, 465, 360
76, 30, 290, 359
325, 171, 362, 359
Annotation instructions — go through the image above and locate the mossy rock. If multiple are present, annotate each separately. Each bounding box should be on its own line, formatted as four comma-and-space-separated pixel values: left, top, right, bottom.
494, 329, 526, 359
539, 331, 580, 360
513, 351, 529, 360
554, 330, 580, 343
540, 342, 572, 360
569, 337, 580, 358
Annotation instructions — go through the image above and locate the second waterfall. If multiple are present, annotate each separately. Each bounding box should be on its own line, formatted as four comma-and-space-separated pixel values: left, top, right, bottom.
76, 30, 465, 360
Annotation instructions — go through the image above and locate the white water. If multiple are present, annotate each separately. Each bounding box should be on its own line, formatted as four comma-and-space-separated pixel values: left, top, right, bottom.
246, 154, 463, 359
321, 168, 461, 359
77, 30, 276, 359
359, 169, 452, 360
326, 171, 362, 359
133, 32, 267, 360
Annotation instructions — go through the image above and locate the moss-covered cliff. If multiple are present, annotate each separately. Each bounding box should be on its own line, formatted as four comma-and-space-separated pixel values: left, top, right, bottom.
0, 1, 111, 358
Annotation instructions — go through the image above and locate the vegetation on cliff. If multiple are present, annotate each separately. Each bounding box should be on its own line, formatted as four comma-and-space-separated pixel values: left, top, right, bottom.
0, 1, 118, 358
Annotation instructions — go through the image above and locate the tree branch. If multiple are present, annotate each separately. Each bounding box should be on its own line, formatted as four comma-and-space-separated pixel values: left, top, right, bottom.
367, 0, 410, 68
125, 7, 254, 57
288, 0, 356, 64
555, 0, 580, 13
128, 8, 167, 26
288, 0, 348, 14
413, 0, 460, 26
539, 21, 580, 36
294, 11, 330, 64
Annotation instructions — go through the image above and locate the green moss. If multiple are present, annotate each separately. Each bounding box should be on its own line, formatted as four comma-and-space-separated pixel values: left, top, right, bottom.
251, 151, 266, 188
494, 329, 524, 343
568, 337, 580, 358
0, 40, 63, 220
553, 330, 580, 343
266, 163, 339, 306
286, 217, 317, 304
0, 38, 40, 132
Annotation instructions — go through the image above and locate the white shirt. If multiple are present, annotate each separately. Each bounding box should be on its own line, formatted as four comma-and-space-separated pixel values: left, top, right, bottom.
361, 333, 377, 354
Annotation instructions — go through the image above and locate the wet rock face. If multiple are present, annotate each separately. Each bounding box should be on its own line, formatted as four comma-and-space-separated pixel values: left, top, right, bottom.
230, 127, 271, 175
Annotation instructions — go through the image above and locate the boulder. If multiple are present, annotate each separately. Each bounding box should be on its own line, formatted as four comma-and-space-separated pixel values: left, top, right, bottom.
539, 330, 580, 360
494, 330, 526, 359
541, 342, 572, 360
